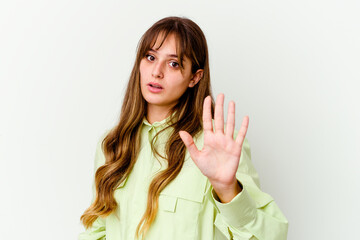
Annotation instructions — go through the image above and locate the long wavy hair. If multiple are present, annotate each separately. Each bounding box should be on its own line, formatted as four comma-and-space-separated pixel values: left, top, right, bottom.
80, 16, 214, 239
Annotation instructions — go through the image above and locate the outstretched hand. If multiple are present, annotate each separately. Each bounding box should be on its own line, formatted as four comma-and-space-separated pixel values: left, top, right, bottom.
179, 93, 249, 203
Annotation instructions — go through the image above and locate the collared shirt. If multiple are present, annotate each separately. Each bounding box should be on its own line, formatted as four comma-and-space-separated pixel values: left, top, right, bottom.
79, 116, 288, 240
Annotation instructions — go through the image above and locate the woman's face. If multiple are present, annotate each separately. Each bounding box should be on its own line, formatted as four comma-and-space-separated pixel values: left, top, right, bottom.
139, 33, 202, 113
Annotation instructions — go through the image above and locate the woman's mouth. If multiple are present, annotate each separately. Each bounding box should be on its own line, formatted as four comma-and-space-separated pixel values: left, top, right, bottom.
147, 82, 163, 93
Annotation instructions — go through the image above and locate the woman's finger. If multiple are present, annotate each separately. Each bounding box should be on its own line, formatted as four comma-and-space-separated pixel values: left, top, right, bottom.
202, 96, 213, 132
235, 116, 249, 147
214, 93, 225, 134
179, 130, 200, 162
225, 100, 235, 139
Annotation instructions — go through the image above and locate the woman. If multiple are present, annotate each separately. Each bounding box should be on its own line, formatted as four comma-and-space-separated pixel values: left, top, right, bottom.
79, 16, 288, 240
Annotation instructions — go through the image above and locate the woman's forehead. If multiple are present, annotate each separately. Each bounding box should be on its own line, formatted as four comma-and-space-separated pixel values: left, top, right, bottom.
150, 32, 179, 50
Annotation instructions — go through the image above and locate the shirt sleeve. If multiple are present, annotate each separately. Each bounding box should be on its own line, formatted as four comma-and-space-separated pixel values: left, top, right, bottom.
207, 138, 288, 240
78, 131, 110, 240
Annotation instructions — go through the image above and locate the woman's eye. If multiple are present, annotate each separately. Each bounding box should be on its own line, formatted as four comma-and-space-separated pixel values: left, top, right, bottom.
170, 61, 179, 68
145, 54, 155, 61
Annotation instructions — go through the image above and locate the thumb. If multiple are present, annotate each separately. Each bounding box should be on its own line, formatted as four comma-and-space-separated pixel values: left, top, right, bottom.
179, 130, 200, 161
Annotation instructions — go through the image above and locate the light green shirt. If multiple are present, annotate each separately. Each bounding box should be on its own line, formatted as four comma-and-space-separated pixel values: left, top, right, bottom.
79, 116, 288, 240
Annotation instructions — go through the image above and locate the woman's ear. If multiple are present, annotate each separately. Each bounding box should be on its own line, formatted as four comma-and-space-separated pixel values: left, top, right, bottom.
188, 69, 204, 88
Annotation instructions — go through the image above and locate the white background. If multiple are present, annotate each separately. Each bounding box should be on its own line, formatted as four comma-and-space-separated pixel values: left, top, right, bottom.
1, 0, 359, 239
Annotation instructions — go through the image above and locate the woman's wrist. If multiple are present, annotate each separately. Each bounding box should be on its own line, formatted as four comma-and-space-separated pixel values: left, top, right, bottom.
211, 179, 243, 203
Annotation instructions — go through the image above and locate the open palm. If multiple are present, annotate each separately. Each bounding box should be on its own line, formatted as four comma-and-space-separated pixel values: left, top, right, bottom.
179, 93, 249, 188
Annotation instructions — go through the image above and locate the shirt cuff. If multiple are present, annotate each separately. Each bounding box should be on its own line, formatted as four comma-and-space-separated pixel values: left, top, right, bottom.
211, 182, 257, 228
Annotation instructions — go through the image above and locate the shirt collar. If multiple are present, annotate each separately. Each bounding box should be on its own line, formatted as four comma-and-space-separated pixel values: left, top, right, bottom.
142, 111, 177, 129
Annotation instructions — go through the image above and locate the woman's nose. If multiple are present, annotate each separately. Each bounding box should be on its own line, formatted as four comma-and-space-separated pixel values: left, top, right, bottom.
151, 61, 164, 79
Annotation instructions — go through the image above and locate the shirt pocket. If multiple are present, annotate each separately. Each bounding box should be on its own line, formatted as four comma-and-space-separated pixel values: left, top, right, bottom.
154, 158, 208, 239
156, 189, 206, 240
158, 157, 208, 210
158, 194, 177, 212
158, 170, 207, 212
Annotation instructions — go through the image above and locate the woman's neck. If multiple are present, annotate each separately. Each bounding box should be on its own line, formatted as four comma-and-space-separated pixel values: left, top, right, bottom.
146, 104, 173, 124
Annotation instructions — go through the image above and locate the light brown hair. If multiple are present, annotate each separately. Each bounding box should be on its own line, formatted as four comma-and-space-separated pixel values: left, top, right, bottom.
80, 16, 214, 239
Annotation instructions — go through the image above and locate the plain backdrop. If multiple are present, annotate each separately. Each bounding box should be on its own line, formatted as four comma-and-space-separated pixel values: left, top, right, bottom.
1, 0, 359, 239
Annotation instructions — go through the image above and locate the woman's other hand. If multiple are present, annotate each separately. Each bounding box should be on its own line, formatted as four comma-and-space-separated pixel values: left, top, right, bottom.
179, 93, 249, 203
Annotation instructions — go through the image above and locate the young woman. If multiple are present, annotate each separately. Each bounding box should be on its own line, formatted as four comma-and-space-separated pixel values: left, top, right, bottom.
79, 16, 288, 240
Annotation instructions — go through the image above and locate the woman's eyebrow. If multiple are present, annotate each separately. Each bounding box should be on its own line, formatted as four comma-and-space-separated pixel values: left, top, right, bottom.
149, 49, 178, 58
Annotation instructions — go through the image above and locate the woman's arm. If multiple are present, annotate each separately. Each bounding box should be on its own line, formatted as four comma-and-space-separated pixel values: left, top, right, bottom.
180, 94, 288, 239
208, 138, 288, 239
